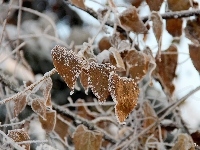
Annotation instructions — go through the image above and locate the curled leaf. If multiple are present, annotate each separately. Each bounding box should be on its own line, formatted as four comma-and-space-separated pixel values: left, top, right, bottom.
109, 73, 139, 123
51, 45, 83, 93
39, 110, 56, 132
119, 6, 148, 34
31, 98, 46, 120
72, 124, 103, 150
154, 44, 178, 96
40, 77, 52, 107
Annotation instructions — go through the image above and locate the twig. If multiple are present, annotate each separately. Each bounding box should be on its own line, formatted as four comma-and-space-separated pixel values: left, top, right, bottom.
0, 68, 57, 105
1, 4, 58, 38
52, 103, 117, 144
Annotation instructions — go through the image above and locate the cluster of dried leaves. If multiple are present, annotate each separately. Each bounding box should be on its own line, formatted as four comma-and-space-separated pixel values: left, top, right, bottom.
1, 0, 200, 149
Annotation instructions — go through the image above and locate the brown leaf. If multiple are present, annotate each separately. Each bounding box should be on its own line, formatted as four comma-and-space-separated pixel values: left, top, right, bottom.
88, 62, 116, 102
171, 134, 195, 150
72, 124, 103, 150
185, 18, 200, 45
70, 0, 85, 10
109, 73, 139, 123
80, 67, 89, 93
119, 6, 148, 34
130, 0, 144, 7
146, 0, 164, 11
124, 49, 150, 82
39, 110, 56, 132
40, 77, 52, 107
55, 114, 72, 140
31, 98, 46, 119
143, 101, 157, 133
8, 129, 30, 150
166, 18, 183, 37
189, 44, 200, 72
154, 44, 178, 96
109, 48, 126, 72
98, 37, 111, 52
51, 45, 83, 93
151, 12, 163, 59
14, 94, 27, 118
167, 0, 191, 11
191, 131, 200, 145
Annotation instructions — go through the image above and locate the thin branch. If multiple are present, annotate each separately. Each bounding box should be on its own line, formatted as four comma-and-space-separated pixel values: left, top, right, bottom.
52, 103, 117, 144
0, 68, 57, 105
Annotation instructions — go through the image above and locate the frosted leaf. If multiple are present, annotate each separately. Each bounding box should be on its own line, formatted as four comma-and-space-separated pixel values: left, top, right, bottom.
72, 124, 103, 150
39, 110, 56, 132
109, 47, 125, 72
154, 44, 178, 97
119, 6, 148, 34
8, 128, 30, 150
124, 49, 150, 82
40, 77, 52, 107
51, 45, 83, 92
31, 98, 46, 120
14, 93, 28, 118
108, 73, 139, 123
166, 18, 183, 37
88, 62, 116, 102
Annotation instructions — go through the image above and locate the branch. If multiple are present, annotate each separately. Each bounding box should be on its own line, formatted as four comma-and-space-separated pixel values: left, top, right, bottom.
66, 2, 200, 32
52, 103, 117, 144
0, 68, 57, 105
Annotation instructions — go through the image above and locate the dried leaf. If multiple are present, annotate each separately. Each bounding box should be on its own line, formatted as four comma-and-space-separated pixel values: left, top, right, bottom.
31, 98, 46, 119
151, 12, 163, 59
189, 44, 200, 72
185, 18, 200, 45
40, 77, 52, 107
130, 0, 144, 7
109, 48, 125, 71
72, 124, 103, 150
51, 45, 83, 93
14, 93, 27, 117
70, 0, 85, 10
119, 6, 148, 34
146, 0, 164, 11
171, 134, 195, 150
88, 62, 116, 102
109, 73, 139, 123
167, 0, 191, 11
98, 37, 111, 52
143, 101, 157, 133
39, 110, 56, 132
124, 49, 150, 82
154, 44, 178, 96
8, 129, 30, 150
191, 131, 200, 145
166, 18, 183, 37
55, 114, 72, 140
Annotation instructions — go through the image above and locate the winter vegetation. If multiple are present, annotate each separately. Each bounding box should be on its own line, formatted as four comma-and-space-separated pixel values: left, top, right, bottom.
1, 0, 200, 149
